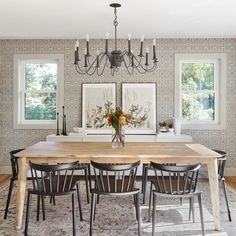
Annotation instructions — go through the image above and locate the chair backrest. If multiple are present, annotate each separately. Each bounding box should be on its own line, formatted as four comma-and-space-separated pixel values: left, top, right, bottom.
212, 149, 227, 179
150, 162, 201, 195
29, 161, 80, 195
9, 149, 25, 178
91, 160, 140, 193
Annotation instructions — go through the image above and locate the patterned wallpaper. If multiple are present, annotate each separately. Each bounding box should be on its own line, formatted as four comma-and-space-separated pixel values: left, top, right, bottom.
0, 39, 236, 173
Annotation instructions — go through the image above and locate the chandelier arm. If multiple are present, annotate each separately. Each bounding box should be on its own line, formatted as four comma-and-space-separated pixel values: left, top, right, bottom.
134, 64, 147, 74
75, 64, 88, 75
123, 58, 134, 75
123, 52, 132, 68
97, 55, 109, 76
132, 55, 147, 70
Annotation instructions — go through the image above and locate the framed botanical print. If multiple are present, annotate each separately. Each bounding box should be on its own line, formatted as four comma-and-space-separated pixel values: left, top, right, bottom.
122, 83, 156, 134
82, 83, 116, 134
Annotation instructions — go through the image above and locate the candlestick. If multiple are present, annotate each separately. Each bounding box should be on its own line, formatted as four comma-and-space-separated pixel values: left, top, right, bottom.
61, 106, 65, 135
56, 112, 60, 135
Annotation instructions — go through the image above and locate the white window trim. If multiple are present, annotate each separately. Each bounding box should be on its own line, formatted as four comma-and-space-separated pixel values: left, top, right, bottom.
13, 54, 64, 129
175, 53, 226, 130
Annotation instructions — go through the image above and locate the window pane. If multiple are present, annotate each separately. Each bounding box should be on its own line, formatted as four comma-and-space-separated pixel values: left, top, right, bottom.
25, 63, 57, 90
182, 92, 215, 121
25, 93, 56, 120
182, 63, 214, 90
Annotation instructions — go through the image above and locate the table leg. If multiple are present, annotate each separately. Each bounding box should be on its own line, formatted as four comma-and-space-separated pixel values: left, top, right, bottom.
207, 159, 220, 230
16, 157, 27, 230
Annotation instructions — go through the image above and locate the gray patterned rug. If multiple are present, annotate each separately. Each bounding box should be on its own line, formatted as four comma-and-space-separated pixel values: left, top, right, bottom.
0, 180, 235, 236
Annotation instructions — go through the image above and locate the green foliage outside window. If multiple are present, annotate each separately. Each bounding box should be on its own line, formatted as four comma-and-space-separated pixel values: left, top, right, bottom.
24, 63, 57, 120
181, 63, 215, 121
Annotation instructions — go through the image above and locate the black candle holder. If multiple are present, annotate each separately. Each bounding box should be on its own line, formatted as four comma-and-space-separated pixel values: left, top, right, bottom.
56, 112, 60, 136
61, 106, 67, 136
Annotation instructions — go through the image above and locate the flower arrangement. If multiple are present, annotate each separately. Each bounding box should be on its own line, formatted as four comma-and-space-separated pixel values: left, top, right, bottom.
107, 107, 132, 148
107, 107, 132, 129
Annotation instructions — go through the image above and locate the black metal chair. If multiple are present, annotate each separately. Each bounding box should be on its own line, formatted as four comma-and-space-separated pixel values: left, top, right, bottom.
24, 161, 81, 236
148, 162, 204, 236
142, 163, 177, 204
89, 160, 141, 236
213, 149, 232, 222
4, 149, 25, 219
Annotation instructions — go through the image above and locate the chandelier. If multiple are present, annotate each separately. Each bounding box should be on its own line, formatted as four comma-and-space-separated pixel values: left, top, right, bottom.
74, 3, 158, 76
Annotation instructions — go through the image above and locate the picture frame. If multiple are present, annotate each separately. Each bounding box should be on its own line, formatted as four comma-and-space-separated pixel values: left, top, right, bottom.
122, 83, 157, 134
82, 83, 116, 134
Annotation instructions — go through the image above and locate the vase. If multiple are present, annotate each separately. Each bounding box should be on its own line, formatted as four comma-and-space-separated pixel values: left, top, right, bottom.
112, 127, 125, 149
173, 117, 182, 135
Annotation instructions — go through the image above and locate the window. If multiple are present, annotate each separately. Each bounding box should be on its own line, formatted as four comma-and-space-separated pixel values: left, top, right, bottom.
13, 54, 64, 129
175, 54, 226, 129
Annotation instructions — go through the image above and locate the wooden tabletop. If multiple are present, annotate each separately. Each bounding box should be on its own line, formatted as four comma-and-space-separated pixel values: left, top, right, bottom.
16, 141, 220, 164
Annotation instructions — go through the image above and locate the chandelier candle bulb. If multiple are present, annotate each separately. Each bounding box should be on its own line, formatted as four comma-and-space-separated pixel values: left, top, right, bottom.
139, 39, 144, 57
153, 38, 156, 46
96, 50, 99, 67
86, 41, 89, 56
153, 45, 157, 61
106, 32, 109, 39
145, 48, 149, 65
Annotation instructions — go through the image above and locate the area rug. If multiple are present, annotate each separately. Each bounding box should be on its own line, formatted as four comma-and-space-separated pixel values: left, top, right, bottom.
0, 180, 235, 236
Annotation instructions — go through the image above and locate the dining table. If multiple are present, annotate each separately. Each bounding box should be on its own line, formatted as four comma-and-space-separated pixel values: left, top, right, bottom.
16, 141, 221, 231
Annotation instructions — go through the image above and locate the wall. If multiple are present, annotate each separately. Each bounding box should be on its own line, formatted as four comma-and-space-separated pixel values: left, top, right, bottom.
0, 39, 236, 174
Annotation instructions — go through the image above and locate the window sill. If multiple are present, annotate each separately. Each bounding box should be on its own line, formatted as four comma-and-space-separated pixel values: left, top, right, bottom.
181, 123, 226, 130
13, 123, 56, 129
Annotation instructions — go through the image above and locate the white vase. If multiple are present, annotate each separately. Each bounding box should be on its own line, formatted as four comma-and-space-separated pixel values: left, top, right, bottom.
173, 117, 182, 135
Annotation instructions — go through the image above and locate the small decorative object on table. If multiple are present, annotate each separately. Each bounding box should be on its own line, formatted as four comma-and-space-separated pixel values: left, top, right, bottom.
159, 121, 168, 132
168, 122, 175, 133
107, 107, 131, 149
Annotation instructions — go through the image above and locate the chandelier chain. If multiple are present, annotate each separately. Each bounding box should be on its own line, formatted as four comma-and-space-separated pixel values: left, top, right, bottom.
113, 7, 118, 51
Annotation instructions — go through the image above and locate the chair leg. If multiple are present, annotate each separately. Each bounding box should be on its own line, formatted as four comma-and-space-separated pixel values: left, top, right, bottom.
93, 194, 97, 221
84, 168, 90, 204
189, 197, 195, 222
90, 193, 96, 236
76, 183, 83, 221
72, 193, 76, 236
41, 196, 46, 221
24, 192, 32, 236
4, 178, 14, 219
152, 193, 157, 236
198, 194, 205, 236
135, 192, 141, 236
148, 183, 153, 222
37, 195, 40, 221
141, 164, 146, 193
50, 196, 56, 205
87, 164, 92, 191
143, 165, 148, 204
222, 179, 232, 221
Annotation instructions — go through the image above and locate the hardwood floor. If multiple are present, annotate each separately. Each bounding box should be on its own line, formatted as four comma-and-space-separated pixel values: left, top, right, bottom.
225, 176, 236, 190
0, 174, 10, 187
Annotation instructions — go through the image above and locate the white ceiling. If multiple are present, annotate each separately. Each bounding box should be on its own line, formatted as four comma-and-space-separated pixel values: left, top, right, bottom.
0, 0, 236, 39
